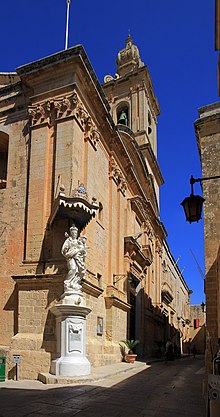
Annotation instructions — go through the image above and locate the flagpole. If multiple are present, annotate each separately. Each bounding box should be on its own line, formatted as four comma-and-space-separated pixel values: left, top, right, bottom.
65, 0, 71, 50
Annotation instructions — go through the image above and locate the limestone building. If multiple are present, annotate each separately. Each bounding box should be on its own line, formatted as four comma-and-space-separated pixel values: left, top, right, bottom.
193, 0, 220, 371
189, 304, 206, 354
0, 37, 190, 379
194, 103, 220, 369
161, 241, 191, 355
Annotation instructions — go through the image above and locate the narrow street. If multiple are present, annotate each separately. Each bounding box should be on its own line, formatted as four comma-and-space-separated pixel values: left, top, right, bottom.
0, 356, 206, 417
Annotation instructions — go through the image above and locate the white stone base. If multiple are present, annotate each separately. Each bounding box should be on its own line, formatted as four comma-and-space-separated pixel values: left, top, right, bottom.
51, 355, 91, 377
50, 297, 91, 378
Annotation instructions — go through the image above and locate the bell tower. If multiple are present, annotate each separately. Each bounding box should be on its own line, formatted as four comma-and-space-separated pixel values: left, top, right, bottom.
103, 35, 160, 157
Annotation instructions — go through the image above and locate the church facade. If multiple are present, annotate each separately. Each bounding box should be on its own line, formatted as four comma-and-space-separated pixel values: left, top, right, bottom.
0, 38, 190, 379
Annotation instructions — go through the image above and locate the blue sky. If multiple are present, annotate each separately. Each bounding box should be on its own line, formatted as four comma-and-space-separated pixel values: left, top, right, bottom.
1, 0, 219, 303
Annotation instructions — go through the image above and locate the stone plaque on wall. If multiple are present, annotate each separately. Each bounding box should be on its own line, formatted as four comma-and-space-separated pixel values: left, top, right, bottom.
68, 322, 83, 353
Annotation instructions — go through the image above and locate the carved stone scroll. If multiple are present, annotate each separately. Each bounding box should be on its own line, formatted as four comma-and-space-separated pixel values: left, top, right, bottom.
28, 93, 100, 148
28, 100, 52, 126
109, 156, 127, 195
155, 238, 163, 257
144, 220, 154, 241
54, 93, 78, 118
86, 125, 100, 147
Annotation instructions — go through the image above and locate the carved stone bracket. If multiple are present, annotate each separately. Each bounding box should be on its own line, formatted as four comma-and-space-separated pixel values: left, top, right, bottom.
54, 93, 78, 118
143, 220, 154, 241
28, 92, 100, 149
155, 238, 163, 257
28, 100, 52, 126
129, 84, 141, 94
129, 196, 150, 223
85, 124, 100, 148
109, 156, 127, 195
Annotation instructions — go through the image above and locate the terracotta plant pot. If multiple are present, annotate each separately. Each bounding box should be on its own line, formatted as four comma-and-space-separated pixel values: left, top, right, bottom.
125, 354, 137, 363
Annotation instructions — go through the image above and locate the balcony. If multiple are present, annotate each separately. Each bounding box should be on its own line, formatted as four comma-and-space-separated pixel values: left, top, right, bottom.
161, 281, 173, 305
124, 236, 153, 268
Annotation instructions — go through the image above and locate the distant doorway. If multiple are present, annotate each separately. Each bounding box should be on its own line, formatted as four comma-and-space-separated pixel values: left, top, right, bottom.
129, 291, 136, 340
128, 274, 139, 341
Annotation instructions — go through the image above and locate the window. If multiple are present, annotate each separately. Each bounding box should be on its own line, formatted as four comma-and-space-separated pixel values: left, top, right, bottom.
148, 111, 152, 135
117, 105, 129, 127
0, 131, 9, 189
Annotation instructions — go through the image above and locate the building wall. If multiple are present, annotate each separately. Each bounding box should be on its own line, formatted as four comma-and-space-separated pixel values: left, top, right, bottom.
161, 242, 191, 354
195, 102, 220, 371
189, 304, 206, 354
0, 44, 191, 379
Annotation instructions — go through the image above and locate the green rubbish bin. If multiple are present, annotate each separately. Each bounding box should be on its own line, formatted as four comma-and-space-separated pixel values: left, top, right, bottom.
0, 356, 6, 382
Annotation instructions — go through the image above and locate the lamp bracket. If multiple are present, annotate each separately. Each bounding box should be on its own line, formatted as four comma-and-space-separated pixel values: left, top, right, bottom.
190, 174, 220, 194
181, 174, 220, 223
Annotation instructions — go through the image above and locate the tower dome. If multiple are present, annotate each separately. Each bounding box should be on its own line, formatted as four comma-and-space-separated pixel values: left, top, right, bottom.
116, 35, 144, 77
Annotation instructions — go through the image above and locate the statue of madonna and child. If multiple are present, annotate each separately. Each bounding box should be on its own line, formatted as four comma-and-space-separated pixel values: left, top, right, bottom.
61, 224, 87, 293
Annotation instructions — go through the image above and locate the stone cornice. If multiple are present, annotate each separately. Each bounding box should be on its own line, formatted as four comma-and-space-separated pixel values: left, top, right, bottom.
105, 285, 130, 312
27, 92, 101, 148
195, 109, 220, 129
0, 82, 23, 117
11, 273, 64, 284
116, 128, 160, 217
117, 125, 149, 179
81, 278, 103, 298
16, 45, 111, 114
105, 296, 131, 312
0, 80, 21, 97
194, 102, 220, 157
155, 219, 168, 240
117, 124, 135, 138
139, 143, 164, 185
11, 274, 103, 298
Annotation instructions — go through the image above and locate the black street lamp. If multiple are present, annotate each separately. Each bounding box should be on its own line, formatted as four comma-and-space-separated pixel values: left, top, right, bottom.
201, 301, 206, 312
181, 175, 220, 223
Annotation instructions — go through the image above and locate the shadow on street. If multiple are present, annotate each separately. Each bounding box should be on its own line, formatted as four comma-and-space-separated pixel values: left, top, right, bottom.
0, 356, 206, 417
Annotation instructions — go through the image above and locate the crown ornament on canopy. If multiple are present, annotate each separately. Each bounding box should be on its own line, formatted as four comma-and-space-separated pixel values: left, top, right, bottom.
72, 183, 89, 200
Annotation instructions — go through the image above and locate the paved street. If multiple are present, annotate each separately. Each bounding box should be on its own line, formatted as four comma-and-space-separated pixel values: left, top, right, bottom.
0, 356, 206, 417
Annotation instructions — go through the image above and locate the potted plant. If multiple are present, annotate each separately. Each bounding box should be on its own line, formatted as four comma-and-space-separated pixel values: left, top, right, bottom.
120, 339, 140, 363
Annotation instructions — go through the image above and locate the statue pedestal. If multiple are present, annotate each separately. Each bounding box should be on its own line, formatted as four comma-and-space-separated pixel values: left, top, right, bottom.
50, 293, 91, 377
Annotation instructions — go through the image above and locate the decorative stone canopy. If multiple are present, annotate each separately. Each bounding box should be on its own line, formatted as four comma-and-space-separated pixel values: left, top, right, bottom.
116, 35, 144, 77
49, 183, 99, 231
124, 236, 153, 268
